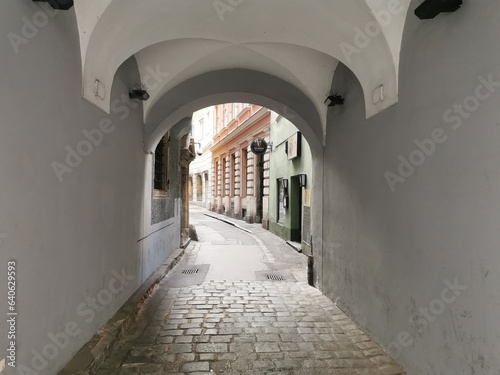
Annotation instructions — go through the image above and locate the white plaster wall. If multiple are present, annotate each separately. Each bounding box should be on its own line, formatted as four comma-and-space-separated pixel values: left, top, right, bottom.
321, 1, 500, 373
0, 3, 180, 374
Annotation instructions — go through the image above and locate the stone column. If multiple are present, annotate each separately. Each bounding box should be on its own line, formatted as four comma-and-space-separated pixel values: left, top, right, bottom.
180, 135, 196, 246
192, 173, 197, 202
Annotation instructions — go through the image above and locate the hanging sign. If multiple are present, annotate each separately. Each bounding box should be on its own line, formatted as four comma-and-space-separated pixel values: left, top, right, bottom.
250, 138, 268, 155
287, 132, 301, 160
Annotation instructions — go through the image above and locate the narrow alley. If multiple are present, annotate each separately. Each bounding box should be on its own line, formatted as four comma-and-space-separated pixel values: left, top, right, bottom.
95, 207, 404, 375
3, 3, 499, 374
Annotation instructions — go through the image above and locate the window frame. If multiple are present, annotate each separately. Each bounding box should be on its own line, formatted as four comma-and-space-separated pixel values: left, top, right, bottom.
153, 133, 170, 198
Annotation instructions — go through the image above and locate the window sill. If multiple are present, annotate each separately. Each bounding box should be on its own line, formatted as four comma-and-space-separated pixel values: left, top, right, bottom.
153, 189, 169, 198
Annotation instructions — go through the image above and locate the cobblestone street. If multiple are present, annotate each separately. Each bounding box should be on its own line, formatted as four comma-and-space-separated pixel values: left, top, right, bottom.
96, 207, 404, 375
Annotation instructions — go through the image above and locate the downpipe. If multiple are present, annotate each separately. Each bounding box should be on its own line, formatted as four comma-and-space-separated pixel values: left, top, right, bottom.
307, 235, 314, 287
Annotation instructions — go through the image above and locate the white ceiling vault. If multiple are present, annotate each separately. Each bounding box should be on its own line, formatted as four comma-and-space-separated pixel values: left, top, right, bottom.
74, 0, 412, 143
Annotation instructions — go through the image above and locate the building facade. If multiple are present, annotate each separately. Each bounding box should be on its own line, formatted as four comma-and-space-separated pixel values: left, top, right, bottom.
211, 104, 270, 226
189, 107, 214, 209
268, 114, 313, 255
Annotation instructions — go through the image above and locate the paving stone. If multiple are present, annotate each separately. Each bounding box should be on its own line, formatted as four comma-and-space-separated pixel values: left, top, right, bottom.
196, 343, 228, 353
252, 359, 273, 370
181, 361, 210, 372
256, 333, 280, 342
93, 242, 405, 375
167, 343, 192, 353
229, 343, 254, 353
280, 333, 304, 342
178, 352, 197, 361
186, 328, 203, 335
175, 335, 193, 343
219, 353, 238, 360
258, 352, 285, 360
194, 335, 210, 343
210, 335, 233, 343
219, 327, 243, 335
157, 335, 174, 344
255, 342, 280, 352
199, 353, 216, 360
233, 335, 256, 343
302, 359, 330, 368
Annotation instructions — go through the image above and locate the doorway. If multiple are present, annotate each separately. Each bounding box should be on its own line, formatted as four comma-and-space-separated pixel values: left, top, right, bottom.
255, 154, 264, 223
290, 175, 302, 242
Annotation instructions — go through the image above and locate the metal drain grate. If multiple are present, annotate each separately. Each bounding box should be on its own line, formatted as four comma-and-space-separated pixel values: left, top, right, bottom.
266, 274, 286, 281
182, 268, 199, 275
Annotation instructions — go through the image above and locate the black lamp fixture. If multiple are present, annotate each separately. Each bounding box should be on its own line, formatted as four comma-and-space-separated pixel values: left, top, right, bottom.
282, 178, 289, 190
298, 174, 307, 188
32, 0, 74, 10
129, 84, 150, 101
324, 92, 344, 107
415, 0, 463, 19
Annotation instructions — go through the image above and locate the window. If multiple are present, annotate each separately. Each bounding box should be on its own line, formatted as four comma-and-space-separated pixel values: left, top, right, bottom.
240, 148, 247, 197
222, 157, 227, 196
199, 118, 204, 139
277, 179, 286, 224
154, 134, 169, 194
214, 160, 219, 196
230, 153, 236, 197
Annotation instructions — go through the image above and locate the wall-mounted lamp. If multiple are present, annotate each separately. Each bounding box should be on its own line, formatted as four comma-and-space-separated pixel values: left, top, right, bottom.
415, 0, 462, 19
298, 174, 307, 188
194, 142, 203, 156
33, 0, 74, 10
324, 93, 344, 107
129, 83, 150, 101
129, 89, 150, 101
282, 178, 289, 190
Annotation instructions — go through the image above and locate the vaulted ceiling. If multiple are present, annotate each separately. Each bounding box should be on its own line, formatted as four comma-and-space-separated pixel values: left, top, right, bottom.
74, 0, 412, 146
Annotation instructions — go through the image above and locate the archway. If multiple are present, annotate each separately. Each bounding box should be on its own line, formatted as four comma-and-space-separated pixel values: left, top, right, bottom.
196, 174, 203, 202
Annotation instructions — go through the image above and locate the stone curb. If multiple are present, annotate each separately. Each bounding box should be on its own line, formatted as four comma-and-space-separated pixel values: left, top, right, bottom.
286, 240, 302, 253
57, 244, 192, 375
203, 212, 253, 233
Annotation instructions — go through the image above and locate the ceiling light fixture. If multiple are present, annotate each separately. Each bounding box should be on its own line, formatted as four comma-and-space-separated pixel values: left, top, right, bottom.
324, 93, 345, 107
32, 0, 74, 10
415, 0, 463, 19
129, 84, 150, 101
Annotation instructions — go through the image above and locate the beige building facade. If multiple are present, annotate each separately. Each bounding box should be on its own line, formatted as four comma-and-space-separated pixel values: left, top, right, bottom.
211, 104, 271, 227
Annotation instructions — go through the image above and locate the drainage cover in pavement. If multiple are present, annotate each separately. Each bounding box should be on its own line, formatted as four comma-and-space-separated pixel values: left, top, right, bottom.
266, 274, 286, 281
182, 268, 199, 275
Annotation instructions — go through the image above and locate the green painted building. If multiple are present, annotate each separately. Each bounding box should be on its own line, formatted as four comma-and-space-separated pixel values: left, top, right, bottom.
268, 114, 313, 255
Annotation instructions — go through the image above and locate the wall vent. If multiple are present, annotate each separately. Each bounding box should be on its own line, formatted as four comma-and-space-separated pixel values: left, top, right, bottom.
266, 274, 286, 281
182, 268, 199, 275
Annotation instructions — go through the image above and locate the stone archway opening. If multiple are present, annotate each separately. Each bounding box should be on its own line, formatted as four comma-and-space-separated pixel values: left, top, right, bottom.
195, 175, 203, 202
186, 101, 317, 259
